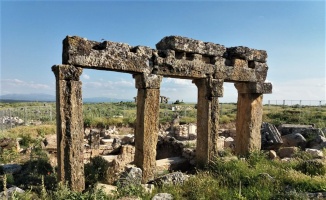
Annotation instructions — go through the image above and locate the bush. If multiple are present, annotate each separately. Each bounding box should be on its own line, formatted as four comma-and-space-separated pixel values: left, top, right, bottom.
84, 156, 110, 188
296, 160, 326, 176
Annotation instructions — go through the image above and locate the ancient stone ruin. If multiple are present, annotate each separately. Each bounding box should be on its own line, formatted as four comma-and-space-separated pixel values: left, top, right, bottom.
52, 35, 272, 191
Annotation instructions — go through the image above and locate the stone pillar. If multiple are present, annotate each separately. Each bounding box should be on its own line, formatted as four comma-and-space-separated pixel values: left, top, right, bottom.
193, 78, 223, 166
134, 73, 162, 183
234, 82, 271, 156
52, 65, 84, 192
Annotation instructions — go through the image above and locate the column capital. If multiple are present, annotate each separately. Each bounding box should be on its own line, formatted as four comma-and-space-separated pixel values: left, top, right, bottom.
235, 82, 272, 94
134, 73, 162, 89
52, 65, 83, 81
193, 77, 224, 99
209, 78, 224, 98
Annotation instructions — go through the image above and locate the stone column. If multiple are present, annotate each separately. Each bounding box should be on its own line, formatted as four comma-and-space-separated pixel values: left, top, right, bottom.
193, 78, 223, 166
52, 65, 84, 192
234, 82, 271, 156
134, 73, 162, 183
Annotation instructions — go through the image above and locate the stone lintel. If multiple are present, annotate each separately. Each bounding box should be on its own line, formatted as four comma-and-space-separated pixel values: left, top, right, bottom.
52, 65, 82, 81
235, 82, 272, 94
61, 36, 269, 83
156, 35, 226, 56
227, 46, 267, 63
134, 73, 162, 89
62, 36, 152, 74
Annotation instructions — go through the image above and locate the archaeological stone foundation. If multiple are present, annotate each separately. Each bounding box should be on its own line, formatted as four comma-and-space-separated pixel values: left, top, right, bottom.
52, 35, 272, 191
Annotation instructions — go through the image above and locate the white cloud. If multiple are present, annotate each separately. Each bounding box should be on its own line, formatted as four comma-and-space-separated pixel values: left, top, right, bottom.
82, 74, 90, 80
1, 79, 50, 90
267, 78, 326, 101
163, 78, 193, 86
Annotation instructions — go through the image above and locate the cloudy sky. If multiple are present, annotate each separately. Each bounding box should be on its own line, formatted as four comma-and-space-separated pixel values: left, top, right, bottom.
1, 0, 325, 103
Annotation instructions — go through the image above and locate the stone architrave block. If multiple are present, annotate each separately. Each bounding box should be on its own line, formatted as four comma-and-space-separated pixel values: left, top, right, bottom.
232, 58, 248, 68
235, 82, 272, 94
226, 46, 267, 63
52, 65, 83, 81
156, 35, 226, 56
62, 36, 153, 74
261, 122, 283, 150
209, 79, 224, 97
134, 73, 162, 89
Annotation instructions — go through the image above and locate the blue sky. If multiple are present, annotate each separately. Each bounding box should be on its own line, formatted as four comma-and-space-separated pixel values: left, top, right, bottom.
1, 0, 325, 103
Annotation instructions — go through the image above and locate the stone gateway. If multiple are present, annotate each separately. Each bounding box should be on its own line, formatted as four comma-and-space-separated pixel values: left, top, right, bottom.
52, 35, 272, 191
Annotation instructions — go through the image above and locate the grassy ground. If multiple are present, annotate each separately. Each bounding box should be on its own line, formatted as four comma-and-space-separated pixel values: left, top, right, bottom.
0, 102, 326, 199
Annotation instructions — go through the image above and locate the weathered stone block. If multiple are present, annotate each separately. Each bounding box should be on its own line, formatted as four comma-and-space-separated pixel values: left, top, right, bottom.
235, 93, 263, 155
282, 133, 307, 149
156, 35, 226, 56
134, 73, 162, 89
227, 46, 267, 63
62, 36, 152, 73
52, 65, 82, 81
235, 82, 272, 94
261, 122, 283, 150
232, 58, 248, 68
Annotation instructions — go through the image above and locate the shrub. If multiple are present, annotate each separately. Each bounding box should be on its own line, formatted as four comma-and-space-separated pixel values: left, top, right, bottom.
84, 156, 110, 188
295, 160, 326, 176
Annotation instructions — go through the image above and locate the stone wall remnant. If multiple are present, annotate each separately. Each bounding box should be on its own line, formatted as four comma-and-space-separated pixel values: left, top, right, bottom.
53, 35, 272, 190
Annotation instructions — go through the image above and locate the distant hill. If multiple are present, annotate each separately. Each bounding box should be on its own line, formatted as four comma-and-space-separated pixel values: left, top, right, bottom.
0, 93, 55, 102
83, 97, 132, 103
0, 93, 131, 103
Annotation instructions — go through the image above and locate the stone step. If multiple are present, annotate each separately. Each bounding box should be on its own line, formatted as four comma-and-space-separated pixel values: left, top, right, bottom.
155, 156, 189, 174
101, 155, 117, 163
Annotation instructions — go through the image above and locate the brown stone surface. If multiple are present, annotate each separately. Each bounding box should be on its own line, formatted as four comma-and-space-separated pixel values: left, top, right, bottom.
53, 35, 273, 190
156, 35, 226, 56
62, 35, 271, 83
194, 79, 220, 166
235, 82, 272, 94
53, 65, 84, 192
105, 145, 135, 184
235, 93, 263, 156
134, 74, 161, 183
226, 46, 267, 63
62, 36, 153, 74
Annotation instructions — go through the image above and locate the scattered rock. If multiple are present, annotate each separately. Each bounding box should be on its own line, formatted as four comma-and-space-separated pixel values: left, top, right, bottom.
43, 134, 57, 151
96, 183, 117, 196
310, 135, 326, 150
153, 172, 189, 186
224, 137, 235, 149
0, 138, 19, 152
152, 193, 173, 200
268, 150, 277, 159
261, 122, 283, 150
305, 148, 324, 158
0, 186, 25, 198
278, 124, 313, 136
281, 133, 306, 149
142, 184, 155, 194
0, 164, 22, 174
117, 167, 142, 187
278, 147, 299, 158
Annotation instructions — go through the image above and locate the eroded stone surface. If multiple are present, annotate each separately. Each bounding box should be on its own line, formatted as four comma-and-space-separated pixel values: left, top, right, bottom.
54, 35, 272, 191
62, 35, 271, 84
235, 93, 263, 155
52, 65, 84, 192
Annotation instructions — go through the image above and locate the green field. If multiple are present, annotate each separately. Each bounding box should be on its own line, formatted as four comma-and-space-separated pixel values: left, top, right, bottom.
0, 102, 325, 199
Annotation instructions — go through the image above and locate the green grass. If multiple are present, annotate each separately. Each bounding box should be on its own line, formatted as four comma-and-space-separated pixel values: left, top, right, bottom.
0, 102, 326, 199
